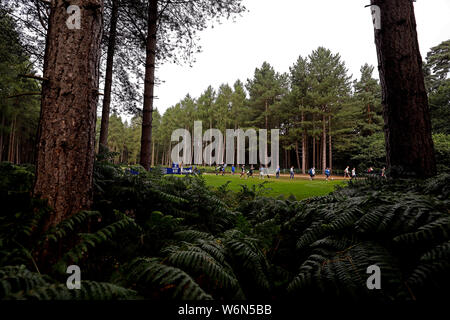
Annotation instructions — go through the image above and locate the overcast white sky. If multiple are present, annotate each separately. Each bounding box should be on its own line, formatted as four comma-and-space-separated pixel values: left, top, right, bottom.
153, 0, 450, 115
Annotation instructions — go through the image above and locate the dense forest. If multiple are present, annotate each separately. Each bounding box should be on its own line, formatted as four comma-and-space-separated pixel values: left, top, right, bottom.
2, 17, 449, 172
93, 46, 449, 173
0, 0, 449, 310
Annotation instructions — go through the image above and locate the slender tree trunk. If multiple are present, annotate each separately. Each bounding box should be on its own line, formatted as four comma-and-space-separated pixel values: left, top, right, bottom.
167, 146, 171, 166
0, 114, 4, 161
295, 141, 301, 172
8, 116, 15, 163
301, 111, 306, 174
317, 138, 321, 169
140, 0, 158, 170
34, 0, 104, 230
99, 0, 119, 149
312, 136, 316, 169
151, 139, 155, 167
371, 0, 436, 178
287, 149, 291, 168
265, 100, 268, 130
16, 137, 19, 164
329, 116, 332, 172
322, 114, 327, 171
209, 119, 212, 166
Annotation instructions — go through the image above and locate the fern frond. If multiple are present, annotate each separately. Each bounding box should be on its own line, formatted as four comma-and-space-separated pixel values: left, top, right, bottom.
124, 257, 212, 300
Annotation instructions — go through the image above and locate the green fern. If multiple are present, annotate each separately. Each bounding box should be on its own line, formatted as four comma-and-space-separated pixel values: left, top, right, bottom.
122, 257, 213, 300
0, 265, 135, 300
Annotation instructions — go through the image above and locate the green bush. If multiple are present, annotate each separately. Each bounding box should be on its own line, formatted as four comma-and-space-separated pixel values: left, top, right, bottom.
0, 160, 449, 302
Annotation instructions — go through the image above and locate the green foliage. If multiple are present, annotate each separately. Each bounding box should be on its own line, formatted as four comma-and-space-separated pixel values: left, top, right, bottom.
0, 265, 135, 300
280, 175, 450, 301
433, 133, 450, 172
1, 158, 450, 301
0, 162, 34, 193
121, 257, 212, 300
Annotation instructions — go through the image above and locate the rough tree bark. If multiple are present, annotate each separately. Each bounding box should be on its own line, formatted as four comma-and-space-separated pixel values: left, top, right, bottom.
140, 0, 158, 170
99, 0, 119, 149
34, 0, 104, 230
371, 0, 436, 178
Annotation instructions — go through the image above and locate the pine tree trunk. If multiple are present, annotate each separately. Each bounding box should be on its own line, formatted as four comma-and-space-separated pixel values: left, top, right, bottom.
265, 100, 268, 130
301, 111, 306, 174
8, 116, 15, 163
151, 139, 155, 167
34, 0, 104, 230
140, 0, 158, 170
0, 114, 4, 161
16, 137, 19, 164
99, 0, 119, 149
371, 0, 436, 178
322, 114, 327, 171
295, 141, 301, 172
328, 116, 332, 171
209, 119, 212, 166
312, 136, 316, 169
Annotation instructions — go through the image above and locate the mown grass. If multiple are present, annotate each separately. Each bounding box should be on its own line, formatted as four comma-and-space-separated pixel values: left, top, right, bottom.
202, 174, 347, 200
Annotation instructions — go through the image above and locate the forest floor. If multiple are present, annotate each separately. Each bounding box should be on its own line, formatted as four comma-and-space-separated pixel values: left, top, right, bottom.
202, 173, 347, 200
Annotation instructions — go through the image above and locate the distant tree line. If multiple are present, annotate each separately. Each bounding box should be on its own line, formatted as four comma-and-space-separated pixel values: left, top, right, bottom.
98, 44, 449, 173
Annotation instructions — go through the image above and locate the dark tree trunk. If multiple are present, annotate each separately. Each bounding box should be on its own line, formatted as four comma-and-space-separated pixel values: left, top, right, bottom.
34, 0, 104, 230
301, 111, 306, 174
99, 0, 119, 149
295, 141, 301, 172
312, 136, 315, 170
371, 0, 436, 178
322, 114, 327, 171
8, 116, 16, 163
328, 116, 332, 171
140, 0, 158, 170
0, 114, 4, 160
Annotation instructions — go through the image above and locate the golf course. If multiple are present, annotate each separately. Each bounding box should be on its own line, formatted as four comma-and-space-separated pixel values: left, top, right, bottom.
203, 174, 347, 200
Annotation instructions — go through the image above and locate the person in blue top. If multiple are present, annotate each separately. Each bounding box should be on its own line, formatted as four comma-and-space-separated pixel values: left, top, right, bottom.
309, 167, 315, 180
231, 165, 235, 175
325, 167, 331, 181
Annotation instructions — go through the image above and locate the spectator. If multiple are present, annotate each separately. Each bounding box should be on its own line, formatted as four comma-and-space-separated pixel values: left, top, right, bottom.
381, 167, 386, 179
325, 167, 331, 181
344, 166, 350, 179
240, 165, 246, 178
309, 167, 315, 180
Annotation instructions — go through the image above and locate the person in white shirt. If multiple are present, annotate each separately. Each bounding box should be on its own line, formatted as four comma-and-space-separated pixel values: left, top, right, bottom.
351, 167, 356, 180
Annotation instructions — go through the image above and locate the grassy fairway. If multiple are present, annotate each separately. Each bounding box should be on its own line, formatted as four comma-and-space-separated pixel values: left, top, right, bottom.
203, 174, 347, 200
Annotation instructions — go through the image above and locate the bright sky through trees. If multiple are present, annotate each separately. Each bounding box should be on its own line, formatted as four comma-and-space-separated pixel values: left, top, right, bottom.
155, 0, 450, 114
